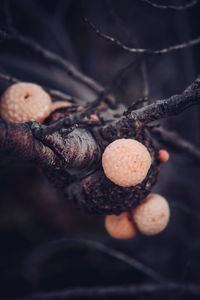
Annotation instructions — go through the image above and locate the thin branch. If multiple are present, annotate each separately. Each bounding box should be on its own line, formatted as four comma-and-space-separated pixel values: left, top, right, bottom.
141, 0, 198, 11
46, 88, 82, 103
33, 56, 143, 137
106, 0, 150, 98
152, 127, 200, 164
24, 238, 166, 286
0, 28, 116, 107
14, 283, 200, 299
124, 88, 200, 125
32, 89, 109, 138
74, 239, 165, 283
0, 72, 18, 85
86, 19, 200, 55
184, 74, 200, 93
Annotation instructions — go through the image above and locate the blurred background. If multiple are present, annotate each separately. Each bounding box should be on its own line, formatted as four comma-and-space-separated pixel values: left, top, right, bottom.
0, 0, 200, 299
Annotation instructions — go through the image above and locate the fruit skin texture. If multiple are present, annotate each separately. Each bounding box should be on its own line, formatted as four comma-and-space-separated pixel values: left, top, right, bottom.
158, 149, 170, 163
105, 212, 137, 239
102, 138, 152, 187
133, 193, 170, 235
0, 82, 52, 123
82, 131, 159, 215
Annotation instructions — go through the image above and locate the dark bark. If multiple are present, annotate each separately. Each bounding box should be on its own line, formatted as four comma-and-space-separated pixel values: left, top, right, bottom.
124, 89, 200, 125
1, 75, 200, 213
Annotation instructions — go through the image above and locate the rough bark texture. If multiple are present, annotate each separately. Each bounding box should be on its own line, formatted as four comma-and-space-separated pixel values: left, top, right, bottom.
1, 74, 200, 214
42, 105, 161, 214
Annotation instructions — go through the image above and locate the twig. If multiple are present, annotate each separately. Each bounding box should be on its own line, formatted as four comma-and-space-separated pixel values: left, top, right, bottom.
44, 88, 82, 103
33, 56, 143, 137
86, 19, 200, 55
100, 76, 200, 139
152, 127, 200, 164
184, 74, 200, 93
0, 72, 18, 85
32, 89, 109, 138
24, 238, 166, 285
76, 239, 166, 283
106, 1, 150, 98
124, 88, 200, 125
141, 0, 198, 11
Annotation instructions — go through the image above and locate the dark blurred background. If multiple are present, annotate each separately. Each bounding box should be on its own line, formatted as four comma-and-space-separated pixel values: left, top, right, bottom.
0, 0, 200, 299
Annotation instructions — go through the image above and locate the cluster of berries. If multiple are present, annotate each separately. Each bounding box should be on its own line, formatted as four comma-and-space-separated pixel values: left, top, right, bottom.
0, 82, 170, 239
102, 139, 170, 239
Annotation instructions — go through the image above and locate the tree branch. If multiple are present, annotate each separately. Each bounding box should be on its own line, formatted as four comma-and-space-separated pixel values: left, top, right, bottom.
124, 88, 200, 125
0, 119, 61, 169
0, 118, 101, 173
100, 76, 200, 142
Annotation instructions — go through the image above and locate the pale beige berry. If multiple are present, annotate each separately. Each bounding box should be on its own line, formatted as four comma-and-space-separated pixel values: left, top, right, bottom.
133, 193, 170, 235
102, 139, 151, 187
52, 101, 72, 111
0, 82, 52, 123
105, 212, 137, 239
158, 149, 170, 163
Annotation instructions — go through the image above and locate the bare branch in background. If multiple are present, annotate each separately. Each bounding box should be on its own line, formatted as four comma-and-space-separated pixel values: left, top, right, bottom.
152, 127, 200, 164
0, 28, 116, 107
141, 0, 198, 11
106, 0, 150, 99
24, 238, 166, 286
86, 19, 200, 55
